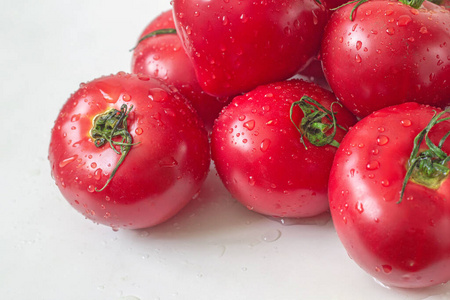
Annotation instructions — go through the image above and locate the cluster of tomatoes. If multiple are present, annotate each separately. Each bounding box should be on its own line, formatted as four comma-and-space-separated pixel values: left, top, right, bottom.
49, 0, 449, 290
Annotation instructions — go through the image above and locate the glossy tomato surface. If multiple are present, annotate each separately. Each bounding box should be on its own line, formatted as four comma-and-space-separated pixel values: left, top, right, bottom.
132, 10, 230, 130
212, 79, 357, 218
172, 0, 329, 97
329, 103, 450, 288
49, 72, 210, 229
321, 0, 450, 118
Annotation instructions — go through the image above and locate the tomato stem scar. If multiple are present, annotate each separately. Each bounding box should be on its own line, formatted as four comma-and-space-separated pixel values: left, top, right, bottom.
90, 104, 140, 192
399, 109, 450, 203
290, 95, 345, 150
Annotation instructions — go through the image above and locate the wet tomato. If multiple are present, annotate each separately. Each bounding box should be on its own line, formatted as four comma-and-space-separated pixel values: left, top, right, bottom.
211, 79, 356, 218
172, 0, 329, 97
49, 72, 210, 229
321, 0, 450, 118
329, 102, 450, 288
131, 10, 230, 130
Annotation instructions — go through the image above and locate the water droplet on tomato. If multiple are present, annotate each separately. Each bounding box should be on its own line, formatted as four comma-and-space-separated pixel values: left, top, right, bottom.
87, 185, 95, 193
401, 119, 412, 127
240, 14, 249, 23
355, 54, 362, 63
71, 114, 81, 122
122, 93, 131, 102
356, 41, 362, 50
148, 88, 169, 102
419, 26, 428, 34
247, 205, 254, 211
284, 26, 292, 36
381, 180, 390, 187
93, 168, 102, 181
397, 15, 412, 26
260, 139, 271, 152
410, 8, 419, 15
159, 157, 178, 168
377, 135, 389, 146
243, 120, 255, 131
350, 169, 355, 177
385, 9, 393, 16
356, 202, 364, 214
222, 15, 229, 26
429, 73, 436, 82
386, 27, 395, 35
135, 127, 143, 135
248, 176, 255, 186
365, 9, 372, 16
366, 160, 380, 170
382, 265, 393, 274
90, 162, 97, 169
59, 155, 78, 168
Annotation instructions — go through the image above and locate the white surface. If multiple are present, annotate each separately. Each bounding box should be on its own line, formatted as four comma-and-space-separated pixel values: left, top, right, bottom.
1, 1, 449, 299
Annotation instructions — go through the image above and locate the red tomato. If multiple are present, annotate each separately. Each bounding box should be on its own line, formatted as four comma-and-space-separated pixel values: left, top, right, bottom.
329, 102, 450, 288
131, 10, 230, 131
211, 79, 357, 218
49, 72, 210, 229
172, 0, 329, 97
321, 0, 450, 118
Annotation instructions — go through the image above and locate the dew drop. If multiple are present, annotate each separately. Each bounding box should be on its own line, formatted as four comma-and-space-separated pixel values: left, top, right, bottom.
366, 160, 380, 170
159, 157, 178, 168
377, 135, 389, 146
386, 27, 395, 35
381, 180, 390, 187
401, 119, 412, 127
350, 169, 355, 177
122, 93, 131, 102
248, 176, 256, 186
356, 41, 362, 50
90, 162, 97, 169
243, 120, 256, 131
135, 127, 143, 135
419, 26, 428, 34
87, 185, 95, 193
239, 115, 246, 121
382, 265, 393, 274
397, 15, 412, 26
355, 54, 362, 63
260, 139, 271, 152
71, 114, 81, 122
148, 88, 169, 102
356, 202, 364, 214
59, 155, 78, 168
261, 229, 281, 242
94, 168, 102, 181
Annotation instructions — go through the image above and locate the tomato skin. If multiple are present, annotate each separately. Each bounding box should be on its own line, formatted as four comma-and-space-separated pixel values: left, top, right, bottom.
211, 80, 357, 218
131, 10, 230, 130
329, 102, 450, 288
49, 72, 210, 229
321, 0, 450, 118
172, 0, 329, 97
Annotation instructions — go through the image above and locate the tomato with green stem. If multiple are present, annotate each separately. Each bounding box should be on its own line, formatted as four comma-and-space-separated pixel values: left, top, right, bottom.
49, 72, 210, 229
131, 10, 230, 131
321, 0, 450, 118
211, 79, 356, 218
328, 102, 450, 288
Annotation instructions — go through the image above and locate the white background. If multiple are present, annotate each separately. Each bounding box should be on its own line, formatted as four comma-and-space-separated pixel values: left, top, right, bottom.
1, 1, 449, 299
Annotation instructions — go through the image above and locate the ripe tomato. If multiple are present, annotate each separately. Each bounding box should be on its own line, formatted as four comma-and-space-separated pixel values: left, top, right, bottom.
211, 79, 357, 218
172, 0, 329, 97
48, 72, 210, 229
321, 0, 450, 118
328, 102, 450, 288
131, 10, 230, 130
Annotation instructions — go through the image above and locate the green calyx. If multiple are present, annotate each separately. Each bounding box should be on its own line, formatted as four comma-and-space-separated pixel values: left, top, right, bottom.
130, 28, 177, 51
290, 96, 345, 150
90, 104, 139, 192
399, 110, 450, 203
